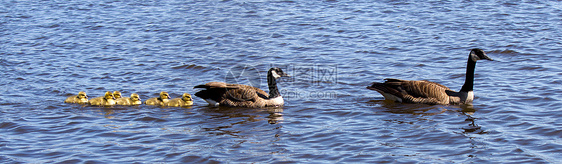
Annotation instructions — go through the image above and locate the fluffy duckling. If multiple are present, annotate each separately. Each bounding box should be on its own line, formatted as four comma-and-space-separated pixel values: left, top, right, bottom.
165, 93, 194, 107
113, 91, 122, 99
144, 91, 170, 106
89, 91, 116, 106
115, 93, 142, 106
64, 91, 89, 104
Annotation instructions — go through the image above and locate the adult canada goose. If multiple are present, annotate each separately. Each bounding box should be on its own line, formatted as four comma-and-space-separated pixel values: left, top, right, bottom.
113, 91, 122, 99
194, 67, 290, 108
165, 93, 194, 107
144, 91, 171, 106
367, 49, 493, 105
64, 91, 89, 104
115, 93, 142, 105
88, 91, 116, 106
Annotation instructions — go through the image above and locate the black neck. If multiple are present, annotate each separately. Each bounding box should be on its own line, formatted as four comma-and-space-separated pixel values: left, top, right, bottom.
460, 58, 476, 92
267, 71, 280, 98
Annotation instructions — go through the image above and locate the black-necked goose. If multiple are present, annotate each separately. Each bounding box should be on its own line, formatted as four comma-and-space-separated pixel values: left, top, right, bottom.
194, 67, 290, 108
367, 49, 493, 105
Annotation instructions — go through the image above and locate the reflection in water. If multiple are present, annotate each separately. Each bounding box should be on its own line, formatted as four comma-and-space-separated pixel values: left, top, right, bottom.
265, 108, 284, 124
369, 100, 486, 134
180, 106, 193, 109
368, 100, 447, 116
462, 115, 483, 134
460, 104, 476, 115
97, 106, 135, 119
459, 105, 486, 134
200, 107, 284, 137
100, 108, 116, 119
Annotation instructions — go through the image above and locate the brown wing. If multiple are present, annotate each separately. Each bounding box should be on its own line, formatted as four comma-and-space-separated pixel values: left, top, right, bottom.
368, 78, 452, 104
194, 82, 240, 89
194, 82, 269, 107
387, 79, 451, 98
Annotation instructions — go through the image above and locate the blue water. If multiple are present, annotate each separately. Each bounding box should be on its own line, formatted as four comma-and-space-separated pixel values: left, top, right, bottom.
1, 0, 561, 163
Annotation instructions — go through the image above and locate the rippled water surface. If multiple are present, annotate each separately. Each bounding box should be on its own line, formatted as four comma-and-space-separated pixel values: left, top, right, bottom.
1, 0, 562, 163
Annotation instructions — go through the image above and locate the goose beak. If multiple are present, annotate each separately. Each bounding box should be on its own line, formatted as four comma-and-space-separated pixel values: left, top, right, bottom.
482, 53, 493, 61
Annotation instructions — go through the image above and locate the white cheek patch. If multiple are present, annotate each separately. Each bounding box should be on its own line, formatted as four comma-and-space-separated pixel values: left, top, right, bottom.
470, 53, 479, 61
272, 71, 281, 79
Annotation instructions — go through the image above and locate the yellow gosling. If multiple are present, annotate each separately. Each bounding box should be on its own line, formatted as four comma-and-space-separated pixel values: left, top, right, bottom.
115, 93, 142, 106
89, 91, 116, 106
144, 91, 170, 106
166, 93, 194, 107
113, 91, 122, 99
64, 91, 89, 104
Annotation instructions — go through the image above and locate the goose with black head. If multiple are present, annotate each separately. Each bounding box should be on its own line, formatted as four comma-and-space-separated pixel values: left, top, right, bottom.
194, 67, 290, 108
367, 49, 493, 105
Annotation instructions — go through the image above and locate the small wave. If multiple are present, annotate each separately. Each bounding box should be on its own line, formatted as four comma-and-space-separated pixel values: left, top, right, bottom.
516, 65, 546, 71
171, 64, 208, 70
0, 58, 15, 67
489, 49, 519, 54
133, 116, 168, 123
490, 49, 544, 57
0, 122, 18, 129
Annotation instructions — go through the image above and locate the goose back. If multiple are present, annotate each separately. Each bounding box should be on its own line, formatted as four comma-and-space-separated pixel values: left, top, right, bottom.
194, 82, 272, 108
368, 79, 453, 105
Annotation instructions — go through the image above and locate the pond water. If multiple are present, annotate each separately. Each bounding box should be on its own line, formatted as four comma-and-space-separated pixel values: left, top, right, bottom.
1, 0, 561, 163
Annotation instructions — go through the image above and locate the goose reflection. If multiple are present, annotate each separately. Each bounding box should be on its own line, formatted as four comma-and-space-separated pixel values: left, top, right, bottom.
369, 100, 447, 116
200, 107, 284, 137
460, 105, 486, 134
369, 99, 487, 134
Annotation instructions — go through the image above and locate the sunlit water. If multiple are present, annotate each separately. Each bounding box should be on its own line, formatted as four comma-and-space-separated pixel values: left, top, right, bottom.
1, 0, 561, 163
